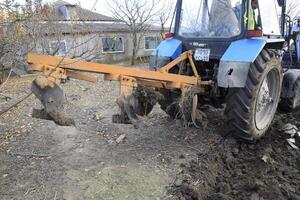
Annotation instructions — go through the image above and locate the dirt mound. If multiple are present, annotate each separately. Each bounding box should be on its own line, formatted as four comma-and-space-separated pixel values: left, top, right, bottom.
168, 113, 300, 200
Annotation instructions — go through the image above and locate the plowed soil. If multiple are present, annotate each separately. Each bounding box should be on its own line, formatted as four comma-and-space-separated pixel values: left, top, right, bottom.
0, 74, 299, 200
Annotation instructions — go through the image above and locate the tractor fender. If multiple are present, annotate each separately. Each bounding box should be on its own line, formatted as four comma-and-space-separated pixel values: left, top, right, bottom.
149, 38, 182, 70
218, 39, 266, 88
281, 69, 300, 98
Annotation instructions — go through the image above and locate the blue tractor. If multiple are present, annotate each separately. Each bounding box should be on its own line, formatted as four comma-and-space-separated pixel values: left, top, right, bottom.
150, 0, 300, 141
280, 16, 300, 111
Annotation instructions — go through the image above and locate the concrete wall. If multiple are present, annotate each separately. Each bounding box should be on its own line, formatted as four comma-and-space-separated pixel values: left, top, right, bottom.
35, 31, 161, 64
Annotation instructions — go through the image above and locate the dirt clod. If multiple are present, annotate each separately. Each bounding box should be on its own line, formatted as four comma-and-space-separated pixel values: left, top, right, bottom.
216, 182, 231, 194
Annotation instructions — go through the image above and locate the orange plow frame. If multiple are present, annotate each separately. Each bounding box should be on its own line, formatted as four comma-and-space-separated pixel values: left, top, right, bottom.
27, 51, 210, 95
27, 51, 210, 127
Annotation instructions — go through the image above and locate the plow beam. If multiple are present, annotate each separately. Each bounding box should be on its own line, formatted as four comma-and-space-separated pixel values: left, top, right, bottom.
27, 52, 208, 89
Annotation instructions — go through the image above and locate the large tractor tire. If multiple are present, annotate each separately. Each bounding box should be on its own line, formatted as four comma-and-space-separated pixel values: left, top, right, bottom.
225, 50, 282, 141
278, 76, 300, 112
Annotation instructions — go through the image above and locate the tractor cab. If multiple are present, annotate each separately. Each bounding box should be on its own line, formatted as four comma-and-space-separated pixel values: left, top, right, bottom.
172, 0, 284, 59
151, 0, 285, 86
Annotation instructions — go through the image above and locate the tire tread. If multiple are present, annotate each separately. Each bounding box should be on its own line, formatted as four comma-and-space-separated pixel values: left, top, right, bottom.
225, 49, 281, 141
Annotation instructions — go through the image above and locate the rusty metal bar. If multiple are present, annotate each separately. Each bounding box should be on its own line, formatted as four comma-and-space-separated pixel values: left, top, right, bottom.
27, 53, 202, 87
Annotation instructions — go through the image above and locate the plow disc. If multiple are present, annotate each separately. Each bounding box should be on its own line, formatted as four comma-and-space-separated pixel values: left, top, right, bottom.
31, 76, 75, 126
179, 88, 208, 129
113, 86, 162, 128
113, 85, 207, 129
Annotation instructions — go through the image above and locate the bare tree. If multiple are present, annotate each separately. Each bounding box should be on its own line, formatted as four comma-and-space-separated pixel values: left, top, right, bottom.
0, 0, 42, 84
286, 0, 300, 19
158, 0, 174, 37
0, 0, 105, 85
108, 0, 159, 65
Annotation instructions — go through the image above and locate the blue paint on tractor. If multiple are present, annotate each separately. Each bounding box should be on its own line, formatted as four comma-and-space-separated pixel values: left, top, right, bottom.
153, 38, 182, 60
218, 38, 267, 88
221, 39, 266, 63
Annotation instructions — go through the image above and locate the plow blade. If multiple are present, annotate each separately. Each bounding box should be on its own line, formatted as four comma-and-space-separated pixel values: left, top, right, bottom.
113, 86, 161, 128
31, 77, 75, 126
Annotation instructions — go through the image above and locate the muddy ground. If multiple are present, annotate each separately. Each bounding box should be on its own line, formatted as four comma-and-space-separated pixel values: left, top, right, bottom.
0, 72, 299, 200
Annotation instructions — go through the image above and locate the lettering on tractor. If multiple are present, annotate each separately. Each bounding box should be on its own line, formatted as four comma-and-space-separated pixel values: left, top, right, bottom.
27, 0, 300, 142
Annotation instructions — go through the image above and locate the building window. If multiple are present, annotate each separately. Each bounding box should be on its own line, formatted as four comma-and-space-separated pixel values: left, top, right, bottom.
102, 37, 124, 53
50, 40, 68, 56
144, 36, 160, 50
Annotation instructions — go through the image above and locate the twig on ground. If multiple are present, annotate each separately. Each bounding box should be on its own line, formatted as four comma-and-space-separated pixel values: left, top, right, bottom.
10, 152, 51, 158
53, 191, 57, 200
0, 92, 32, 117
24, 187, 36, 196
0, 93, 12, 100
0, 68, 13, 91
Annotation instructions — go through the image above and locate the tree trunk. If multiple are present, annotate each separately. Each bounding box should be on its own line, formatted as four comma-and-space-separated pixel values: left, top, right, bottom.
131, 32, 138, 65
160, 23, 165, 38
131, 49, 136, 65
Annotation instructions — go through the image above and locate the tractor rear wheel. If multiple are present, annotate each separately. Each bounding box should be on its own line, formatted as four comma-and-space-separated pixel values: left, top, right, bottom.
225, 50, 282, 141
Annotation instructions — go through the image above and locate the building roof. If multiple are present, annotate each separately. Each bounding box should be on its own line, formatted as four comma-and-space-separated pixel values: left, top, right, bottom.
38, 0, 161, 34
48, 0, 119, 22
40, 21, 161, 34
